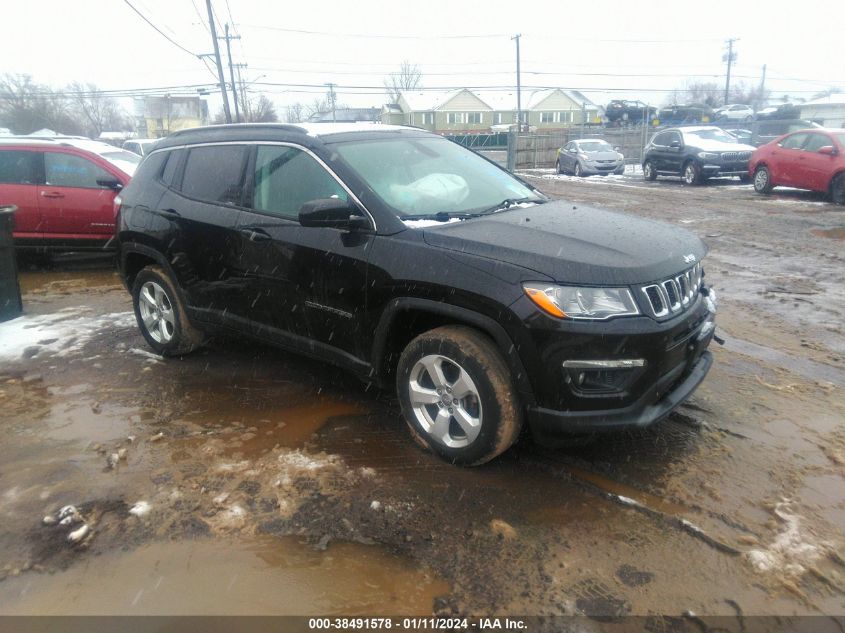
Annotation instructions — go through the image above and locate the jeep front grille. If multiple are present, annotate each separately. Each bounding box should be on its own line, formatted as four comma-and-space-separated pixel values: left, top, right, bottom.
640, 263, 702, 319
720, 151, 751, 162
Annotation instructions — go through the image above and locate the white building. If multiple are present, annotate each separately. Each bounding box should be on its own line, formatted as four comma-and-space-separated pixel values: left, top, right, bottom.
800, 94, 845, 128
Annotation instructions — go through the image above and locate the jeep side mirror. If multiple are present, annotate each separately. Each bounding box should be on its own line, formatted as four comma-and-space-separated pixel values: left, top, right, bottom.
299, 198, 368, 231
97, 178, 123, 191
818, 145, 837, 156
670, 140, 681, 148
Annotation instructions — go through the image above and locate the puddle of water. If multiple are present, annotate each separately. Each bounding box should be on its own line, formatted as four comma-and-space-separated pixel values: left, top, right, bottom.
811, 227, 845, 240
18, 270, 121, 296
176, 398, 367, 458
0, 536, 448, 615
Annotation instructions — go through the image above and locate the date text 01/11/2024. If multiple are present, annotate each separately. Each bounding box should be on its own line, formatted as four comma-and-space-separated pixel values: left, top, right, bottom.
306, 617, 527, 630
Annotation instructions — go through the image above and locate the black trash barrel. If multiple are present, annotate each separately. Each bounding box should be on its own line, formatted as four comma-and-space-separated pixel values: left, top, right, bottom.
0, 205, 22, 322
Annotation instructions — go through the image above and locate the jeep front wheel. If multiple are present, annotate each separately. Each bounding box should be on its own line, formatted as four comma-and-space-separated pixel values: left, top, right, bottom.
396, 326, 523, 466
753, 165, 773, 194
643, 160, 657, 181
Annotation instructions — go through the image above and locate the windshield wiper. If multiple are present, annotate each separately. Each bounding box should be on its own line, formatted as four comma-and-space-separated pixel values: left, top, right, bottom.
400, 211, 484, 222
477, 196, 546, 216
399, 197, 546, 223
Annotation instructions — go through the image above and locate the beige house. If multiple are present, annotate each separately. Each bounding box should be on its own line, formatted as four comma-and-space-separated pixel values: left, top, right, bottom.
382, 88, 600, 133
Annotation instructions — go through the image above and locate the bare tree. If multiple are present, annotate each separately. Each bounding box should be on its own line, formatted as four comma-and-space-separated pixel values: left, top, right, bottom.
67, 82, 131, 138
728, 81, 770, 107
384, 61, 422, 103
0, 73, 80, 134
214, 94, 278, 124
284, 102, 305, 123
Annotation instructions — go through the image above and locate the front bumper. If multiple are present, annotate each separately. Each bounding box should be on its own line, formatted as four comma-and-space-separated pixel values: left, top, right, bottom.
581, 161, 625, 175
513, 289, 716, 443
528, 350, 712, 442
701, 162, 750, 177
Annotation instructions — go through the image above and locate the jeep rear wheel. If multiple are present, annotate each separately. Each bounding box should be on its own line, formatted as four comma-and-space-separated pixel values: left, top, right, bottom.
682, 161, 702, 185
643, 160, 657, 181
753, 165, 773, 194
132, 266, 205, 356
396, 326, 522, 466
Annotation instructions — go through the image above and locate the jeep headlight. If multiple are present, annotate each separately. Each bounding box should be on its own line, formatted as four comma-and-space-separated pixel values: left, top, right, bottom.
697, 151, 720, 161
523, 284, 640, 320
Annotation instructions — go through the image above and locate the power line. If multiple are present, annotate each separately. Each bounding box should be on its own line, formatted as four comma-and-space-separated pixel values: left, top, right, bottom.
122, 0, 198, 58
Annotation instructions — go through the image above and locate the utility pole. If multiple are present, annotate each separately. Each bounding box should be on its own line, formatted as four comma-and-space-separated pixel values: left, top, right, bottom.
235, 63, 248, 121
512, 34, 522, 132
222, 23, 241, 123
758, 64, 767, 111
205, 0, 232, 123
326, 83, 337, 122
723, 38, 738, 105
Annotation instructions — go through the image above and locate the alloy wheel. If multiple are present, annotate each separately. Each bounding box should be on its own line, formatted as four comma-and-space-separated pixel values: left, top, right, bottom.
138, 281, 175, 343
408, 354, 482, 449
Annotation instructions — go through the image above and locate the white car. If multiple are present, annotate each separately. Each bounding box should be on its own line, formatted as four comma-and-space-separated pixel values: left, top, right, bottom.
715, 104, 754, 122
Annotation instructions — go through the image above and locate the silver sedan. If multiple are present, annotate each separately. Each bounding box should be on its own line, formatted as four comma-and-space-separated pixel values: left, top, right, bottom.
556, 139, 625, 176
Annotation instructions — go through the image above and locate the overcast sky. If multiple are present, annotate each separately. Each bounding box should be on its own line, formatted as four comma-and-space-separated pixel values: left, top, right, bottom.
3, 0, 843, 118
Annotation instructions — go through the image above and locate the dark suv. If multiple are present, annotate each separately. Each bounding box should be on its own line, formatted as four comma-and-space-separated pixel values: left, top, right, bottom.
643, 126, 757, 185
116, 123, 716, 466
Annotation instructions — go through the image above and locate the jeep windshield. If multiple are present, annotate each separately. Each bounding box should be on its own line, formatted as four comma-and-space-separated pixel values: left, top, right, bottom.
333, 136, 545, 219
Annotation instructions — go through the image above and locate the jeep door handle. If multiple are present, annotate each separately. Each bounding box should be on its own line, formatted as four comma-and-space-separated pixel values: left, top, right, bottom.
40, 191, 64, 198
239, 227, 272, 242
160, 208, 181, 218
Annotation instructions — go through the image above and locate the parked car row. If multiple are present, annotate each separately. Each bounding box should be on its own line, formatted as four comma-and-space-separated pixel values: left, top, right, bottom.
640, 125, 845, 204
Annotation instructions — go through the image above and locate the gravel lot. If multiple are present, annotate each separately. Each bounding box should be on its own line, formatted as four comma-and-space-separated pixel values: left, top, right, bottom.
0, 172, 843, 627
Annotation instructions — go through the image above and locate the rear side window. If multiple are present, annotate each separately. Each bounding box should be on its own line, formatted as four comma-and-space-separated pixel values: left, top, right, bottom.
129, 151, 167, 185
803, 133, 833, 152
180, 145, 247, 205
0, 150, 40, 184
251, 146, 346, 220
159, 149, 183, 186
44, 152, 112, 188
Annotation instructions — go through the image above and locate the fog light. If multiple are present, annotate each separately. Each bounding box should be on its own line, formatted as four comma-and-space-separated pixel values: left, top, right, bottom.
562, 359, 646, 395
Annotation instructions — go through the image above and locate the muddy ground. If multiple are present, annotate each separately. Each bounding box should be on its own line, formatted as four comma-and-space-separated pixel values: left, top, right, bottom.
0, 173, 843, 628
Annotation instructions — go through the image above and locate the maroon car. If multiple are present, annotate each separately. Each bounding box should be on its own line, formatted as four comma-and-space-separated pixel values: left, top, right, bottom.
749, 128, 845, 204
0, 138, 139, 251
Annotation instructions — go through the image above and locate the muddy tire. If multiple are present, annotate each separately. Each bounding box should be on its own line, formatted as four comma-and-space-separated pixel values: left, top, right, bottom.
682, 160, 703, 186
830, 173, 845, 205
643, 160, 657, 181
753, 165, 773, 194
396, 326, 523, 466
132, 266, 205, 357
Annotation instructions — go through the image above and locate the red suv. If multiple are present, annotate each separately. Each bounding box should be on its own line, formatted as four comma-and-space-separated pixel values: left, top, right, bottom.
749, 128, 845, 204
0, 138, 139, 251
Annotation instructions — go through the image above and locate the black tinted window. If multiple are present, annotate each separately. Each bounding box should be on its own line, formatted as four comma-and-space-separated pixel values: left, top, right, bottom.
0, 150, 39, 184
652, 133, 669, 146
160, 149, 183, 186
252, 146, 346, 220
44, 152, 111, 188
181, 145, 247, 205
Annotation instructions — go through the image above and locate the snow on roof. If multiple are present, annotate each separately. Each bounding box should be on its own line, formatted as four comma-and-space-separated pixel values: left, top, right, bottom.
399, 89, 463, 111
801, 94, 845, 107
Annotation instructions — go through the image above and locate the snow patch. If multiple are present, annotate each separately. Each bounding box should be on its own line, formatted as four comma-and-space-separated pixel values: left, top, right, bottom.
128, 501, 151, 517
401, 218, 462, 228
0, 310, 135, 362
745, 501, 827, 576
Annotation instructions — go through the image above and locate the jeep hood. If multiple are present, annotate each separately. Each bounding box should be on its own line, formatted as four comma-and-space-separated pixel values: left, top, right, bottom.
420, 201, 707, 285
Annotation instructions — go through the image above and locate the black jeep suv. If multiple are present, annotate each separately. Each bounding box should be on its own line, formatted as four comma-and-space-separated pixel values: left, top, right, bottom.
116, 123, 716, 466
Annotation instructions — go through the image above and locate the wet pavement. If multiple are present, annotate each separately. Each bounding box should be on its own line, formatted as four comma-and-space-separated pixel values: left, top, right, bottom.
1, 178, 844, 624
